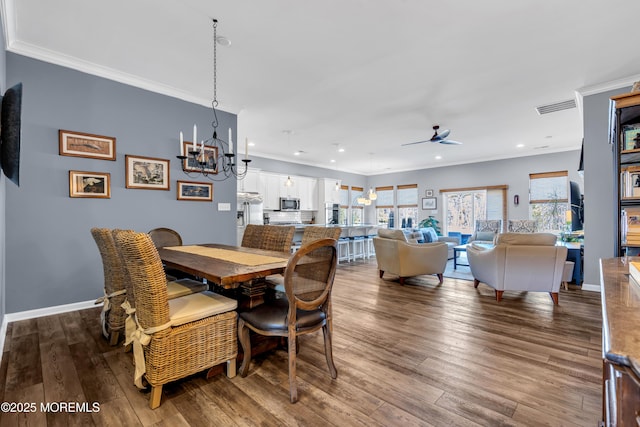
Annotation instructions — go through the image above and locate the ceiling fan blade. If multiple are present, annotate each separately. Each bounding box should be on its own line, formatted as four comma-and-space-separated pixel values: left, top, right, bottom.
432, 129, 450, 140
401, 140, 431, 146
439, 139, 462, 145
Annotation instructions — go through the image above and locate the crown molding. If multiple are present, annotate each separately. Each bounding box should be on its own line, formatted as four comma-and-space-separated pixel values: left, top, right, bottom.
576, 74, 640, 97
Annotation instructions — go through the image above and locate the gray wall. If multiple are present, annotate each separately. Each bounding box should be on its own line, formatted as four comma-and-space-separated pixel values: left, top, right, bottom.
583, 87, 629, 286
366, 150, 583, 227
5, 54, 237, 313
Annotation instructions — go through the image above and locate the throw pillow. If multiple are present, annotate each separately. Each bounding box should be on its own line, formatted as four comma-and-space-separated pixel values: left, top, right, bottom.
420, 227, 438, 243
475, 231, 496, 242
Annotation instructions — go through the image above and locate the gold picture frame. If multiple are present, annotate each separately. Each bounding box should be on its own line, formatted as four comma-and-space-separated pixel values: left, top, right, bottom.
181, 141, 219, 174
59, 130, 116, 160
177, 180, 213, 201
125, 155, 170, 190
69, 170, 111, 198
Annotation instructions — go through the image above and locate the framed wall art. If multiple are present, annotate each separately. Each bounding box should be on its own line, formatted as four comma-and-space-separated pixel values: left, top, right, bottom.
69, 170, 111, 198
181, 141, 219, 174
622, 124, 640, 152
125, 155, 170, 190
425, 189, 434, 197
422, 197, 437, 210
59, 130, 116, 160
177, 180, 213, 201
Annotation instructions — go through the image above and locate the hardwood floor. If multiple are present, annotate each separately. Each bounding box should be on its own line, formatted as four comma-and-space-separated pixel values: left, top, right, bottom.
0, 259, 602, 426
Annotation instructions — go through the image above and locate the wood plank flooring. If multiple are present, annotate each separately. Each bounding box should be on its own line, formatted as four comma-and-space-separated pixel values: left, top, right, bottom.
0, 259, 602, 426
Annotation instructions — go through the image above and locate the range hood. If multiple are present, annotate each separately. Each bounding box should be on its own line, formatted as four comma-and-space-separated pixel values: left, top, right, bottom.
237, 192, 263, 204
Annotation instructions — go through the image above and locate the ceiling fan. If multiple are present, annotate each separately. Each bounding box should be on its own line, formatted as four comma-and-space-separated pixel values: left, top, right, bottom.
402, 125, 462, 146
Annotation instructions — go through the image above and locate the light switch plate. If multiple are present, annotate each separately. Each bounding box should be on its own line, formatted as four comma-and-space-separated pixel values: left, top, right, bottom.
218, 203, 231, 211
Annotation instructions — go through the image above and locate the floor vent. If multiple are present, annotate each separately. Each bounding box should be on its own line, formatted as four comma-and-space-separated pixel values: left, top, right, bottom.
535, 99, 576, 115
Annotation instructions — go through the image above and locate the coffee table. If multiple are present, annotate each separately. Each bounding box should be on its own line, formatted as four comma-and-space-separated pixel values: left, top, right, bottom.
453, 244, 469, 269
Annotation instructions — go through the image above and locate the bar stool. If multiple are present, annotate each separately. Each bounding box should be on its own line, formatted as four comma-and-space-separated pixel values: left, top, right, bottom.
364, 228, 377, 258
337, 238, 351, 263
350, 236, 366, 261
562, 261, 575, 290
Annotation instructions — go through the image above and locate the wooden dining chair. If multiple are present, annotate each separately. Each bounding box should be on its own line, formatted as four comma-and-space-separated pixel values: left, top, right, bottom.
238, 238, 338, 403
148, 227, 183, 248
241, 224, 295, 253
113, 230, 238, 409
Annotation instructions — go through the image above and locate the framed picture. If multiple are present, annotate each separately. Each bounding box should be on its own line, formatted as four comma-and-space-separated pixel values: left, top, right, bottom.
59, 130, 116, 160
69, 170, 110, 198
125, 155, 170, 190
181, 142, 218, 174
422, 197, 437, 210
177, 180, 213, 201
425, 189, 434, 197
622, 124, 640, 151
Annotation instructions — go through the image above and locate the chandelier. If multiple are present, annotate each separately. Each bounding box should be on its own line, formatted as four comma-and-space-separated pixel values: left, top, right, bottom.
177, 18, 250, 181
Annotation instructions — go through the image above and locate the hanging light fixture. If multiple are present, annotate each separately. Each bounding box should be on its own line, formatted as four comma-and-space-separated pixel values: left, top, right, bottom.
285, 176, 294, 187
177, 18, 250, 180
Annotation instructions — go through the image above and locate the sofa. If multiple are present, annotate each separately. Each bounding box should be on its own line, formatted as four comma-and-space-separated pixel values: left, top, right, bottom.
373, 228, 448, 285
466, 232, 567, 304
407, 227, 461, 259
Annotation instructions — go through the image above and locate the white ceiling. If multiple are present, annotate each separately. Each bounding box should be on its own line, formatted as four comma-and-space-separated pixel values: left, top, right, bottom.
4, 0, 640, 175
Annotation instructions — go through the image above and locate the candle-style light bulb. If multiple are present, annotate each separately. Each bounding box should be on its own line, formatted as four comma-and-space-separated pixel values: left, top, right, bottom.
245, 137, 248, 160
179, 131, 184, 156
192, 124, 197, 152
229, 128, 233, 154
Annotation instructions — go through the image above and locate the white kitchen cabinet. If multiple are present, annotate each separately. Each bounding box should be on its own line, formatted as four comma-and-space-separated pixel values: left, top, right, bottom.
237, 168, 260, 193
318, 178, 341, 205
279, 175, 299, 199
260, 172, 281, 210
297, 177, 318, 211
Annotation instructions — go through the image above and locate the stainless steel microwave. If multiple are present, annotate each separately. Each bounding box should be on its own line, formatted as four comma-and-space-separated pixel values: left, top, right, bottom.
279, 197, 300, 211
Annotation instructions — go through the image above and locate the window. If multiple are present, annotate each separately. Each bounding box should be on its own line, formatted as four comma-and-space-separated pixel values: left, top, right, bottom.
529, 171, 568, 233
397, 184, 418, 228
375, 186, 394, 228
339, 185, 350, 225
441, 185, 507, 235
350, 186, 363, 225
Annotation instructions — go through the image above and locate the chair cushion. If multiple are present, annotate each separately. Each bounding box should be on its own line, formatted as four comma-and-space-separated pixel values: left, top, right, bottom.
166, 278, 208, 299
377, 228, 407, 241
168, 291, 237, 327
475, 231, 496, 242
239, 298, 326, 333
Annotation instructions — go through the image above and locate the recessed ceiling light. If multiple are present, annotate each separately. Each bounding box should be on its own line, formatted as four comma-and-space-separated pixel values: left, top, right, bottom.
294, 151, 301, 156
435, 155, 442, 160
516, 143, 525, 148
330, 159, 336, 163
338, 148, 345, 153
248, 142, 255, 147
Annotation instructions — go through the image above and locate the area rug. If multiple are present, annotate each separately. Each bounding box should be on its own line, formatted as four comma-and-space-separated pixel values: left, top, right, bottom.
443, 253, 474, 281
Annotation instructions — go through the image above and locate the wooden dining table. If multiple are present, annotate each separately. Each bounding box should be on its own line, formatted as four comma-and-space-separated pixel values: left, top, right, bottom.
157, 243, 291, 309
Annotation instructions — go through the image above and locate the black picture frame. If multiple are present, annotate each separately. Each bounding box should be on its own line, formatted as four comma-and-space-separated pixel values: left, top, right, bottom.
422, 197, 437, 210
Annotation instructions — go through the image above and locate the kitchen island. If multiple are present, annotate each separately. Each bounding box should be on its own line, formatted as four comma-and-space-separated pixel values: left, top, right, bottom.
288, 223, 379, 243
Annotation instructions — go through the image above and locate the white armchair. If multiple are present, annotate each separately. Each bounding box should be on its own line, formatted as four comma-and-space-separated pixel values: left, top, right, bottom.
467, 232, 567, 304
373, 229, 448, 285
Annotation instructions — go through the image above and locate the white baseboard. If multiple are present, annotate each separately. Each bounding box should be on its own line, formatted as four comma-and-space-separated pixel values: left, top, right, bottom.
4, 300, 98, 323
581, 283, 600, 292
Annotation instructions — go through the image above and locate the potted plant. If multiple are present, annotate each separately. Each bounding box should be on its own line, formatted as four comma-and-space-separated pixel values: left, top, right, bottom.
418, 216, 441, 235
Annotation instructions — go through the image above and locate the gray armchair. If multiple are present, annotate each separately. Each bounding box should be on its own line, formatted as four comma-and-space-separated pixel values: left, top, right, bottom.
373, 229, 448, 285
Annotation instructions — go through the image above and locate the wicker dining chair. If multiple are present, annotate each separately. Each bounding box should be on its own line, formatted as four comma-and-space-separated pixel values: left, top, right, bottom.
91, 228, 209, 347
91, 228, 128, 346
238, 238, 339, 403
241, 224, 295, 253
114, 230, 238, 409
301, 226, 342, 245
